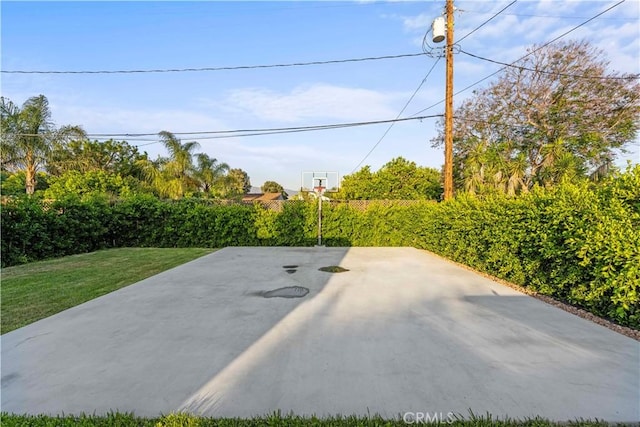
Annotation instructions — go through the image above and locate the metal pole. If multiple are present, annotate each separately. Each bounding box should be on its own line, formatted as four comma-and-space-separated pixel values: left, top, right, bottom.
317, 193, 322, 246
444, 0, 454, 200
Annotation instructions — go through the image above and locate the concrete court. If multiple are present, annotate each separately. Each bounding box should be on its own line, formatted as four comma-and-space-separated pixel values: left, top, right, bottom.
1, 247, 638, 422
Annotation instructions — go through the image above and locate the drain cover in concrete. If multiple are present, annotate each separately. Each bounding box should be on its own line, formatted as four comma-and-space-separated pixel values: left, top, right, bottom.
318, 265, 349, 273
253, 286, 309, 298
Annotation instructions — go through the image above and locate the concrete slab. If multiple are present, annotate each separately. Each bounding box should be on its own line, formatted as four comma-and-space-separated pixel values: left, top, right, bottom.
1, 247, 638, 422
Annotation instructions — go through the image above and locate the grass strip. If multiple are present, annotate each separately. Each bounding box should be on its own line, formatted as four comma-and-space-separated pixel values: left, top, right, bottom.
0, 412, 620, 427
1, 248, 214, 334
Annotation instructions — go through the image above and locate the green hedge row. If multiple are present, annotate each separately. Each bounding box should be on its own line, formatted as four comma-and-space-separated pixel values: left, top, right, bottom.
2, 167, 638, 327
320, 168, 639, 326
423, 173, 639, 327
0, 196, 309, 266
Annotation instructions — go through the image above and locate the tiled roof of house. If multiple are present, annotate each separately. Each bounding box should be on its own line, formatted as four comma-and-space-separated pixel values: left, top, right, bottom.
242, 192, 283, 201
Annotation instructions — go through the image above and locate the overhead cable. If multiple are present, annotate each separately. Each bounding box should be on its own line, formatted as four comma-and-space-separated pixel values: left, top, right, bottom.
1, 53, 427, 75
460, 50, 639, 80
351, 58, 442, 172
11, 115, 443, 144
132, 114, 443, 146
409, 0, 627, 118
457, 0, 517, 43
460, 9, 636, 20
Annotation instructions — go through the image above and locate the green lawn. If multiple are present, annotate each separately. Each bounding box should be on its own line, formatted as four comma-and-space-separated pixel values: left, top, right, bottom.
0, 412, 614, 427
1, 247, 215, 334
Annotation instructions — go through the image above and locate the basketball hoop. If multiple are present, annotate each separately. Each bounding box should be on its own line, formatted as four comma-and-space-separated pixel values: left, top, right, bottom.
301, 171, 339, 247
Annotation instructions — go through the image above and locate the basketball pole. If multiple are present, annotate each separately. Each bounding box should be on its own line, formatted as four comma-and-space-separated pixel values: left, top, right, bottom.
443, 0, 454, 200
317, 193, 322, 246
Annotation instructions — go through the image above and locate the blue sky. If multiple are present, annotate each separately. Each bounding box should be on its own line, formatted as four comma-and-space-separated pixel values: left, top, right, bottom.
2, 0, 638, 190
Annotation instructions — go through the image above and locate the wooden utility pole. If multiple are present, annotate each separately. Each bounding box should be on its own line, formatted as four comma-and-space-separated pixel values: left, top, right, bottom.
443, 0, 454, 200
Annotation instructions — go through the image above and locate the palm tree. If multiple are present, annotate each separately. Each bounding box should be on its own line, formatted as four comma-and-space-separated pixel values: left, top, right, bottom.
194, 153, 229, 195
137, 131, 201, 199
484, 145, 507, 193
537, 138, 587, 187
158, 131, 200, 181
462, 139, 488, 195
505, 153, 529, 196
1, 95, 85, 194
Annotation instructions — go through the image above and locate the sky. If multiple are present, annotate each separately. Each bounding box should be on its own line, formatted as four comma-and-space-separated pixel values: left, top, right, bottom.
1, 0, 639, 191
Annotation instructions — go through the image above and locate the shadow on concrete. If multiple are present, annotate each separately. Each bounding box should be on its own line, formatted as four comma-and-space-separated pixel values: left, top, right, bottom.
2, 248, 638, 422
176, 250, 639, 422
0, 247, 351, 416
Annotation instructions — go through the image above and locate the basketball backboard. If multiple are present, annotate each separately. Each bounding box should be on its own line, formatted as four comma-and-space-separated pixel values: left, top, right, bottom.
301, 171, 340, 192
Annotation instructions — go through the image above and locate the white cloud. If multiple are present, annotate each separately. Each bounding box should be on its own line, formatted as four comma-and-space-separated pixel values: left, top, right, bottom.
588, 21, 640, 74
221, 84, 399, 123
402, 13, 432, 32
518, 16, 562, 42
455, 59, 492, 79
212, 139, 320, 165
46, 103, 229, 160
534, 0, 582, 15
201, 136, 341, 190
52, 105, 227, 136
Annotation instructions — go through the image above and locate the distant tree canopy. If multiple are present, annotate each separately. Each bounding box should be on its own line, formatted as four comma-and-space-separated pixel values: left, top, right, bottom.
47, 139, 146, 178
133, 132, 237, 200
221, 168, 252, 198
136, 131, 202, 199
261, 180, 287, 199
0, 171, 50, 196
43, 170, 145, 201
194, 153, 229, 196
433, 40, 640, 195
0, 95, 245, 201
337, 157, 442, 200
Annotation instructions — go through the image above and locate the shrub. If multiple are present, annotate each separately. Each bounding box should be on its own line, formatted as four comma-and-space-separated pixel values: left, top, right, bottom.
2, 166, 638, 327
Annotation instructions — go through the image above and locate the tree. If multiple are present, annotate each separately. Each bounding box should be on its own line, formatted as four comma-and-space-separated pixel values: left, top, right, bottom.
47, 139, 146, 178
0, 171, 50, 196
338, 157, 442, 200
336, 166, 374, 200
43, 170, 143, 200
434, 40, 639, 194
194, 153, 229, 196
220, 168, 251, 198
1, 95, 85, 194
137, 131, 201, 199
261, 180, 288, 199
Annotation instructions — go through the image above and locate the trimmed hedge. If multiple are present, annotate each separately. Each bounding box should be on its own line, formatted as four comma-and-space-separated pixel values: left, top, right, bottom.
2, 167, 638, 327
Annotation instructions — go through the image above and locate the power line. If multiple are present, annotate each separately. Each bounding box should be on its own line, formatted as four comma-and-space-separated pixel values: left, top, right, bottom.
130, 114, 443, 146
409, 0, 627, 118
460, 50, 639, 80
352, 58, 442, 173
460, 9, 637, 21
457, 0, 517, 43
351, 0, 515, 174
421, 1, 515, 57
142, 115, 443, 142
1, 53, 427, 75
10, 115, 443, 144
453, 94, 640, 129
414, 0, 517, 118
351, 0, 518, 173
86, 115, 439, 138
